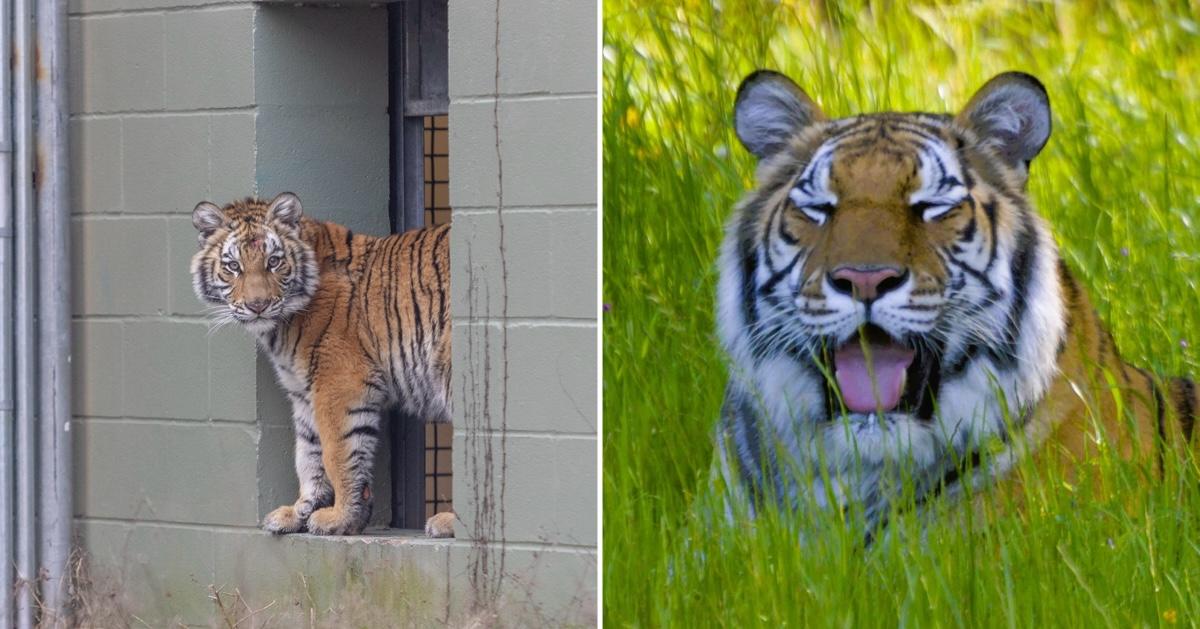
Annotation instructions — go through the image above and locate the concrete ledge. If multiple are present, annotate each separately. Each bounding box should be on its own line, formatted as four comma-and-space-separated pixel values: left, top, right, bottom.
78, 520, 595, 626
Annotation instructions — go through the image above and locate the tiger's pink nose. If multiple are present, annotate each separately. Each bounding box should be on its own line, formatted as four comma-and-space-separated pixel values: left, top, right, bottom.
245, 298, 272, 314
828, 266, 907, 302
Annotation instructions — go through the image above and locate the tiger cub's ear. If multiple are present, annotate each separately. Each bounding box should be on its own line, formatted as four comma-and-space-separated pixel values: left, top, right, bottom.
957, 72, 1051, 169
266, 192, 304, 228
192, 201, 227, 245
733, 70, 825, 160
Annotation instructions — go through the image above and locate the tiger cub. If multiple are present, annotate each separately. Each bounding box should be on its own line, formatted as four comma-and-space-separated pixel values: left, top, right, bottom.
191, 192, 450, 535
719, 70, 1198, 531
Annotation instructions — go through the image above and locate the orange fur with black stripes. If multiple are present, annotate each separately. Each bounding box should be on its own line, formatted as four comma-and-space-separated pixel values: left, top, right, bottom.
191, 192, 449, 535
718, 71, 1197, 533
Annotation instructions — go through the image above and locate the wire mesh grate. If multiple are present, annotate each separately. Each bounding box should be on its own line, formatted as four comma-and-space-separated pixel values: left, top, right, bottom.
423, 113, 452, 518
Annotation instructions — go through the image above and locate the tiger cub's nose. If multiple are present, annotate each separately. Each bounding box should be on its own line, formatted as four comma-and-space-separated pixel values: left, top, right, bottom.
246, 299, 272, 314
828, 265, 907, 303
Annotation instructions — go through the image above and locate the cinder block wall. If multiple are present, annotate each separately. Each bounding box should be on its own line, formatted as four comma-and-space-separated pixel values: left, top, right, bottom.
447, 0, 597, 613
69, 0, 596, 623
70, 3, 264, 623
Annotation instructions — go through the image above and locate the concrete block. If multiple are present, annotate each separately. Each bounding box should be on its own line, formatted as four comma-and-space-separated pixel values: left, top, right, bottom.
208, 326, 258, 422
70, 117, 123, 214
553, 437, 597, 545
452, 433, 557, 544
72, 320, 124, 417
255, 106, 390, 235
446, 543, 596, 624
167, 216, 207, 316
208, 112, 257, 201
70, 0, 227, 17
256, 423, 298, 519
449, 210, 597, 319
74, 420, 260, 525
256, 353, 292, 428
254, 6, 388, 108
72, 217, 168, 316
69, 14, 164, 114
449, 97, 597, 208
452, 432, 597, 546
446, 103, 496, 210
450, 0, 596, 98
452, 322, 596, 434
164, 7, 255, 109
447, 0, 495, 98
122, 320, 209, 419
208, 529, 453, 624
75, 519, 216, 627
499, 0, 595, 95
123, 114, 210, 214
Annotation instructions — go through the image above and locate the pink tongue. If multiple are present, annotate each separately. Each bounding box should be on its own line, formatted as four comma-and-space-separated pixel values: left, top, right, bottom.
834, 342, 915, 414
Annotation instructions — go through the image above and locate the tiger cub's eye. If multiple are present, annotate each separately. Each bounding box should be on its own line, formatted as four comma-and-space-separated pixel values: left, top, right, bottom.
226, 261, 241, 274
268, 255, 281, 269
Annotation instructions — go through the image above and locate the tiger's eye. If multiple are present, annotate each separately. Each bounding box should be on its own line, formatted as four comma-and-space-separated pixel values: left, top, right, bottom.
226, 261, 241, 274
268, 255, 281, 269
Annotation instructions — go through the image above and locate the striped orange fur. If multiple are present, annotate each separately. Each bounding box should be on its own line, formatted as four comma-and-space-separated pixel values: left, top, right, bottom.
191, 192, 449, 535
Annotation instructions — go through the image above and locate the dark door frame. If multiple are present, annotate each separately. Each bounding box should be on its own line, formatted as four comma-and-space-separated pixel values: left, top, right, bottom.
387, 0, 448, 530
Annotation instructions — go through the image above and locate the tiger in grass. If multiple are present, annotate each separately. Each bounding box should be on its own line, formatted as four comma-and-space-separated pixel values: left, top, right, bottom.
718, 70, 1198, 535
190, 192, 450, 535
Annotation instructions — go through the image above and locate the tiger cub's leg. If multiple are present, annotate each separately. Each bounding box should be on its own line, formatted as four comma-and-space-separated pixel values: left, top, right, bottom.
305, 393, 382, 535
262, 399, 334, 534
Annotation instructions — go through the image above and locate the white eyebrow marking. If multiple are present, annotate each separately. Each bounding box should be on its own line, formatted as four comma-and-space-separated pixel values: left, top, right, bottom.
910, 139, 968, 221
788, 140, 840, 225
222, 235, 241, 260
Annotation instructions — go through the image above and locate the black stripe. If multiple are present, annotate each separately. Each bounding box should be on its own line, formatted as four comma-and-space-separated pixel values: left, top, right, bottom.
760, 201, 783, 269
758, 251, 803, 298
430, 226, 449, 331
740, 244, 759, 328
982, 200, 999, 271
1176, 377, 1195, 442
997, 223, 1037, 367
343, 425, 380, 440
409, 229, 428, 356
1056, 259, 1079, 358
1144, 370, 1165, 474
348, 406, 381, 415
960, 211, 977, 243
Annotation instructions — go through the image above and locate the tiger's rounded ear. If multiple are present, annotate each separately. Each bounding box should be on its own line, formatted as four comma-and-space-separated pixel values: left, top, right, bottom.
192, 201, 227, 243
956, 72, 1051, 168
733, 70, 825, 160
266, 192, 303, 228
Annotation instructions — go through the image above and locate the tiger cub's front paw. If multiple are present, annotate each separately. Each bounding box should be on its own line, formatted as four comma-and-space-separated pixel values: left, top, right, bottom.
306, 506, 367, 536
263, 505, 305, 535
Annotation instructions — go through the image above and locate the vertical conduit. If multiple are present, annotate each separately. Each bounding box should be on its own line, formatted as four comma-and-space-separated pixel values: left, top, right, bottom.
3, 0, 72, 624
35, 0, 71, 620
0, 0, 13, 624
12, 0, 36, 624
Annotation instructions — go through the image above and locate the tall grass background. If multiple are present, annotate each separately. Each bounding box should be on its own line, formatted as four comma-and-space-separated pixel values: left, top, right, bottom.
602, 1, 1200, 625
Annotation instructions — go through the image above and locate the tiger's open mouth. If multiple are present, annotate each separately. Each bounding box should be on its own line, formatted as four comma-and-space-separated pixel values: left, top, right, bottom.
823, 324, 940, 421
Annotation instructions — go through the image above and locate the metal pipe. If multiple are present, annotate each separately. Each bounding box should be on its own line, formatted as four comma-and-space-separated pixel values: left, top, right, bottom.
12, 0, 36, 622
35, 0, 72, 620
0, 0, 15, 622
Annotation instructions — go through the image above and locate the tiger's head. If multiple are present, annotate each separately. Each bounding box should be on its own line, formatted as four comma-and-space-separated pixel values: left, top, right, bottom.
719, 71, 1065, 473
190, 192, 319, 334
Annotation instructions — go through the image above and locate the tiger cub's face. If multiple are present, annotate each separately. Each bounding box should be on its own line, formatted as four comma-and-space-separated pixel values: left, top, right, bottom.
190, 192, 318, 334
722, 71, 1058, 467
